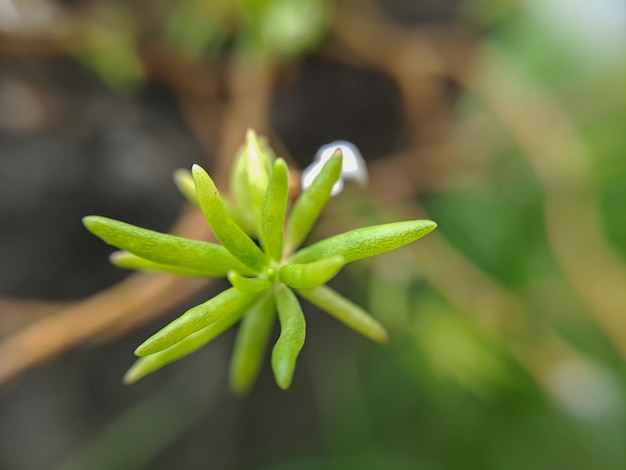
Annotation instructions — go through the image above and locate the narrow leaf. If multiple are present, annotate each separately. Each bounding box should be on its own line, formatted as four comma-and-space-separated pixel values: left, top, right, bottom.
135, 287, 258, 356
244, 129, 273, 228
297, 285, 388, 343
225, 199, 257, 236
261, 158, 289, 261
290, 220, 437, 265
285, 152, 342, 251
227, 270, 273, 293
272, 285, 306, 390
111, 251, 217, 277
173, 169, 199, 207
83, 216, 251, 276
124, 309, 242, 383
229, 145, 258, 235
229, 293, 276, 394
279, 256, 344, 288
192, 164, 268, 272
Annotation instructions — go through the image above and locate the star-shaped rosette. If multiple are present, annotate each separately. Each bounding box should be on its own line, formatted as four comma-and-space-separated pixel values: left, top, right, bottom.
83, 130, 437, 393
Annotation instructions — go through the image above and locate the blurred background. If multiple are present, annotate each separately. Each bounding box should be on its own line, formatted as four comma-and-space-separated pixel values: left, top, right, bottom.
0, 0, 624, 469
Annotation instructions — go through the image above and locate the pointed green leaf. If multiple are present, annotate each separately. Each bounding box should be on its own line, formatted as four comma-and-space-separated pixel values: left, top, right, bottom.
230, 144, 250, 207
225, 199, 257, 236
261, 158, 289, 261
297, 285, 388, 343
124, 308, 242, 383
135, 287, 258, 356
290, 220, 437, 265
229, 293, 275, 395
285, 151, 342, 252
272, 285, 306, 390
111, 251, 220, 277
279, 255, 344, 288
173, 168, 199, 207
227, 270, 273, 293
192, 164, 268, 272
229, 145, 258, 235
83, 216, 251, 275
244, 129, 273, 228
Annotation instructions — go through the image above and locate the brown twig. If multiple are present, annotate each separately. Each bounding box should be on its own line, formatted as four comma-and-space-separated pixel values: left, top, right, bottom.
0, 209, 214, 384
0, 52, 277, 385
315, 0, 608, 390
0, 299, 76, 339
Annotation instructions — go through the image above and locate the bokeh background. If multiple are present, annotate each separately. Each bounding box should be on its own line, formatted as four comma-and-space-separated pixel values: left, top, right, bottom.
0, 1, 624, 469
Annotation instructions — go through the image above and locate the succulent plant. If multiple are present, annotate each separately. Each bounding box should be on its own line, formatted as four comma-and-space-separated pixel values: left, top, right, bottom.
83, 130, 437, 393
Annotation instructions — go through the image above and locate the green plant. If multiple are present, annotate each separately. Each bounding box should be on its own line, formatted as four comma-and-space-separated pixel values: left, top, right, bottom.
83, 131, 437, 393
75, 0, 333, 87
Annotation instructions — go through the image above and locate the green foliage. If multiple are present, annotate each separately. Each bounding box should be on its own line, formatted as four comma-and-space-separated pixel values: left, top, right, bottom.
285, 150, 343, 251
83, 130, 437, 391
272, 284, 307, 389
83, 216, 251, 276
237, 0, 332, 59
76, 0, 333, 87
134, 287, 260, 356
230, 292, 276, 394
278, 256, 344, 288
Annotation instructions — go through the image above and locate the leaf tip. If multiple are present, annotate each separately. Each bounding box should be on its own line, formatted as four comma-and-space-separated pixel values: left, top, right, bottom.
245, 128, 257, 140
230, 379, 252, 396
376, 329, 390, 344
122, 367, 140, 384
81, 215, 99, 230
173, 168, 190, 182
330, 148, 343, 159
109, 250, 125, 264
424, 220, 438, 234
191, 163, 205, 176
134, 343, 151, 357
274, 157, 288, 170
274, 367, 293, 390
272, 345, 299, 390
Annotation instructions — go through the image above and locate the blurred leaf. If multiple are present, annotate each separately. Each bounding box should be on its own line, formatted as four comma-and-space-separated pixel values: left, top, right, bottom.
77, 25, 143, 88
297, 285, 388, 344
239, 0, 332, 58
164, 1, 227, 57
229, 292, 275, 394
583, 110, 626, 260
422, 155, 556, 287
412, 303, 514, 397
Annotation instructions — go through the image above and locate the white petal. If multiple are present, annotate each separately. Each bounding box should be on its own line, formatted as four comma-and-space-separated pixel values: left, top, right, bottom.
301, 160, 344, 196
301, 141, 368, 196
314, 141, 368, 186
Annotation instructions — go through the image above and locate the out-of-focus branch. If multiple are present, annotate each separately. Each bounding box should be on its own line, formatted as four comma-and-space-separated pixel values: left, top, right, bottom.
0, 273, 209, 385
0, 209, 213, 384
399, 206, 581, 387
311, 0, 619, 399
326, 0, 626, 358
463, 47, 626, 356
175, 56, 276, 186
0, 299, 76, 339
318, 196, 582, 394
215, 58, 276, 185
